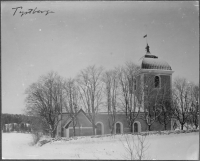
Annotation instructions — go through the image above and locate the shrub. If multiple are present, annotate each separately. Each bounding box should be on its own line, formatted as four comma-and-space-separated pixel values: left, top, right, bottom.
31, 132, 43, 145
37, 139, 51, 146
121, 134, 149, 160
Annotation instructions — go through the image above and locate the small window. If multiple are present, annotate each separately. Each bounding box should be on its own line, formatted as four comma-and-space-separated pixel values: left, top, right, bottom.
155, 76, 160, 88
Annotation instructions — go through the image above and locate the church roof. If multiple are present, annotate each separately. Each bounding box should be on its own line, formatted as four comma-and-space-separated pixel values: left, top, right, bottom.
141, 44, 172, 70
62, 109, 94, 128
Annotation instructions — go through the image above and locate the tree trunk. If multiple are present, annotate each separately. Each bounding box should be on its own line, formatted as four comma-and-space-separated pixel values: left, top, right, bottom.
130, 122, 133, 133
110, 122, 115, 134
74, 127, 76, 136
51, 130, 56, 138
148, 125, 151, 131
92, 113, 96, 135
72, 119, 76, 137
195, 124, 198, 129
92, 122, 95, 135
73, 126, 76, 137
164, 124, 167, 130
181, 124, 184, 130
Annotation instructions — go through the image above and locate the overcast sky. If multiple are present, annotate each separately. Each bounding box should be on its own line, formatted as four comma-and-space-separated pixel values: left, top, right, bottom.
2, 1, 199, 114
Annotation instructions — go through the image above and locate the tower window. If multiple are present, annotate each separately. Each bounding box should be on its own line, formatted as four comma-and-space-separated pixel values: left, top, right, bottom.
155, 76, 160, 88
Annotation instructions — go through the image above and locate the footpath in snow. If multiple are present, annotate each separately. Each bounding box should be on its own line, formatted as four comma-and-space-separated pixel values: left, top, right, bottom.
2, 131, 199, 160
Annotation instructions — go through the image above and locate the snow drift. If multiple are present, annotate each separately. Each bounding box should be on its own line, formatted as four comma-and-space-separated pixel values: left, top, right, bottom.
2, 131, 199, 160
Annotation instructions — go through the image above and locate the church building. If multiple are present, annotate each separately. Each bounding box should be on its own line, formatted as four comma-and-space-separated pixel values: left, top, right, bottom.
56, 43, 174, 138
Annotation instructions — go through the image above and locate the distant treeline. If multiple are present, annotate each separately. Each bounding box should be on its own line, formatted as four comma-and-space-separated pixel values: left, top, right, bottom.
2, 113, 49, 135
1, 113, 34, 132
1, 113, 33, 125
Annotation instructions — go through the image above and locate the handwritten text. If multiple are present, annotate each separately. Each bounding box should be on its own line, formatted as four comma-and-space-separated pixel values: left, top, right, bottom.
12, 6, 54, 17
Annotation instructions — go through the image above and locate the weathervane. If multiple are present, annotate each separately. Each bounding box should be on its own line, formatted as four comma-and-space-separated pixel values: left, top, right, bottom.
138, 34, 150, 61
143, 34, 148, 44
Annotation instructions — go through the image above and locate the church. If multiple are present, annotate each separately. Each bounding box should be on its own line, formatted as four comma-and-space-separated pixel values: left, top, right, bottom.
56, 43, 174, 138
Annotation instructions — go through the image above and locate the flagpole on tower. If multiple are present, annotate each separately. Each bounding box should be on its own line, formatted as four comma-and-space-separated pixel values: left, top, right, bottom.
143, 34, 148, 45
146, 35, 148, 45
143, 34, 150, 54
139, 34, 148, 60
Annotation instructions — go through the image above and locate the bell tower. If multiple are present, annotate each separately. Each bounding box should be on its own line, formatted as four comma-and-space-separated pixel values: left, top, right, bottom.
136, 43, 174, 112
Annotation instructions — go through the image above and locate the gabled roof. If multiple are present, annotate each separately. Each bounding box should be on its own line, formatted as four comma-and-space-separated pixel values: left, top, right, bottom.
63, 108, 93, 128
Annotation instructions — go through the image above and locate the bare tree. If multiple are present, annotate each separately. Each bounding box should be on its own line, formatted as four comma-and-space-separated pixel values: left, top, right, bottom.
25, 72, 65, 138
77, 65, 104, 135
118, 62, 141, 132
102, 69, 119, 134
63, 78, 80, 137
157, 85, 173, 130
121, 134, 149, 160
172, 78, 192, 130
189, 83, 199, 129
30, 115, 49, 135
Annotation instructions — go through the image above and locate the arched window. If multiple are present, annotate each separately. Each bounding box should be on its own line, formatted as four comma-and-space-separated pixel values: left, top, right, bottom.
155, 76, 160, 88
96, 123, 102, 135
115, 122, 123, 134
133, 121, 141, 133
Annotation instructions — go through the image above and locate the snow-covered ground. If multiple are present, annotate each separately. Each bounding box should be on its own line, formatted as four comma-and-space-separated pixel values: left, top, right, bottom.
2, 132, 199, 160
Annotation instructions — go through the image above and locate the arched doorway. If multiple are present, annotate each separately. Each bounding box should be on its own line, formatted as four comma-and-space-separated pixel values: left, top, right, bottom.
95, 122, 104, 135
